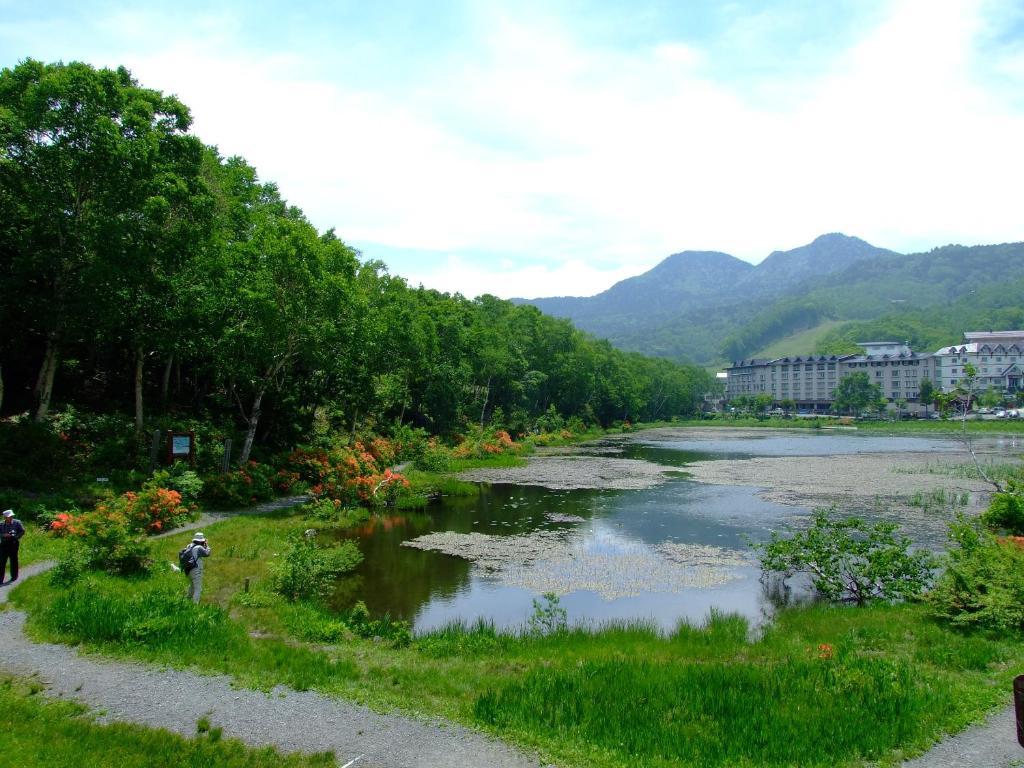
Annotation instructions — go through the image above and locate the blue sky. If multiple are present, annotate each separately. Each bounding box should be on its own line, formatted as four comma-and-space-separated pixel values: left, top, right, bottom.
3, 0, 1023, 298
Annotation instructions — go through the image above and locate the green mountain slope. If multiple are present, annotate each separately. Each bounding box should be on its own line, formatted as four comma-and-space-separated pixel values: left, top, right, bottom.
519, 237, 1024, 366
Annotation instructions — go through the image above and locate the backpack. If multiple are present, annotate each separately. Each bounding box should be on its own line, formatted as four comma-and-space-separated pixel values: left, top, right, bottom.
178, 544, 199, 574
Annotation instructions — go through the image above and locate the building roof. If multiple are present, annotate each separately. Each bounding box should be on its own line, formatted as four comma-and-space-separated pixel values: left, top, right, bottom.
964, 331, 1024, 341
935, 343, 980, 355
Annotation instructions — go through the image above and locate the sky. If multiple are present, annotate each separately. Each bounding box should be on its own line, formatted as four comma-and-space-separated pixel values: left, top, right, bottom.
2, 0, 1023, 299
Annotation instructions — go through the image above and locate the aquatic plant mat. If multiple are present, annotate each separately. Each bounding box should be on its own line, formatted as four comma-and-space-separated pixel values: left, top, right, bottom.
457, 455, 675, 490
402, 531, 749, 599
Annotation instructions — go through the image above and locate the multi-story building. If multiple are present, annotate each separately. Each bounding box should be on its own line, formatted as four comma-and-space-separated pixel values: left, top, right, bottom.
726, 342, 931, 410
726, 331, 1024, 410
932, 331, 1024, 394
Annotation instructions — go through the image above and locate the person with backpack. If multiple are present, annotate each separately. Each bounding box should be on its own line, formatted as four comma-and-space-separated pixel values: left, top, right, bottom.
179, 532, 211, 603
0, 509, 25, 585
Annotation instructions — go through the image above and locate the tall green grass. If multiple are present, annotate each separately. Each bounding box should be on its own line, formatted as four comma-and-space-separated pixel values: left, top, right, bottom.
0, 676, 335, 767
474, 656, 938, 767
21, 573, 358, 692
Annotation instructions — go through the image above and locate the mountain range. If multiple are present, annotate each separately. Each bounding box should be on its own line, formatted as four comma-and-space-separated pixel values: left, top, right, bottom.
514, 234, 1024, 366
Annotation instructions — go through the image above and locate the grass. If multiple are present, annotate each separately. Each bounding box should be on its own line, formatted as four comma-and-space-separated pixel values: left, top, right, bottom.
895, 459, 1023, 483
19, 527, 69, 566
0, 675, 335, 767
752, 320, 847, 359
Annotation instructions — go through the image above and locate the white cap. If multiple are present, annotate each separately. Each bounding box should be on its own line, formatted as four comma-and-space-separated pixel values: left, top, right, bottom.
2, 510, 12, 518
192, 532, 206, 542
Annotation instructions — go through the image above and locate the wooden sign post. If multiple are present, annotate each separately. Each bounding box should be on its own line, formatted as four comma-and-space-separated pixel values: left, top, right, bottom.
166, 430, 196, 466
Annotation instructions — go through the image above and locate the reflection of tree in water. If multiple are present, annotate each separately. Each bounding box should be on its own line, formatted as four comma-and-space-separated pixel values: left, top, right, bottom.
325, 509, 475, 621
323, 483, 607, 622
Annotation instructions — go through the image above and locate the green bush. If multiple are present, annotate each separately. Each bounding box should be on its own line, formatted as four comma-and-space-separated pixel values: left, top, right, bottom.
928, 516, 1024, 632
202, 462, 276, 508
0, 420, 73, 490
412, 439, 452, 472
269, 534, 363, 602
755, 509, 935, 605
149, 463, 204, 505
981, 478, 1024, 535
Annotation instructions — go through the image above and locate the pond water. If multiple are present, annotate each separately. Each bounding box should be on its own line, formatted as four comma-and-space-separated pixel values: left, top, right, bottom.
329, 432, 968, 633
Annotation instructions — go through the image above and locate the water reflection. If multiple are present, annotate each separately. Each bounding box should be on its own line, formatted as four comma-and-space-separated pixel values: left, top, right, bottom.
324, 431, 990, 633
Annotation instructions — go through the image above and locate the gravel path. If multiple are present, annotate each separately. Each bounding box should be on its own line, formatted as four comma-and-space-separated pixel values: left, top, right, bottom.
1, 521, 544, 767
901, 704, 1022, 767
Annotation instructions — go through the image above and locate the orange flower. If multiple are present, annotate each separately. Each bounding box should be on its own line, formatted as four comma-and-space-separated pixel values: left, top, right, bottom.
817, 643, 834, 660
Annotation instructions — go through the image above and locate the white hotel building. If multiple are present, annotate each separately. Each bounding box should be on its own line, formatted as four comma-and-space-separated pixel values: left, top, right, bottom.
725, 331, 1024, 410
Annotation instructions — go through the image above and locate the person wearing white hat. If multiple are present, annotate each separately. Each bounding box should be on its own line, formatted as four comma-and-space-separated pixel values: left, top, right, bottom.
180, 532, 211, 603
0, 509, 25, 584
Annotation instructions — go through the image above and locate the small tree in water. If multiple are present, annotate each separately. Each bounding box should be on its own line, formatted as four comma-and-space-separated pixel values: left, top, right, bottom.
754, 510, 935, 606
528, 592, 568, 635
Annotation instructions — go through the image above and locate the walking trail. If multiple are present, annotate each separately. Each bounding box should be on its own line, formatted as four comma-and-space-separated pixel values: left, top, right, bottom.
0, 497, 543, 768
0, 495, 1018, 767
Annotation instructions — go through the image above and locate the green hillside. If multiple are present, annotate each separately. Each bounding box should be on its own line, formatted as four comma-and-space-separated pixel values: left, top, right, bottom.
752, 320, 846, 359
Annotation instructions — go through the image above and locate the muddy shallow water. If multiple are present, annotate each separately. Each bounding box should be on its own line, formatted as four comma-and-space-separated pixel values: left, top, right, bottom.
332, 428, 1022, 633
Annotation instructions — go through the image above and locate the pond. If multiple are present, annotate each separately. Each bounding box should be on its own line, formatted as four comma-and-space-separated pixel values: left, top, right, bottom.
328, 430, 994, 633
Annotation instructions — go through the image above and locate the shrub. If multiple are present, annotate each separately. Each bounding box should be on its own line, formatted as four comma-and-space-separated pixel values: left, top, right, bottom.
202, 462, 276, 508
528, 592, 567, 635
452, 427, 520, 459
754, 509, 935, 605
269, 534, 363, 602
928, 516, 1024, 632
50, 504, 152, 576
981, 478, 1024, 535
342, 600, 411, 646
149, 464, 204, 505
0, 420, 74, 490
412, 439, 452, 472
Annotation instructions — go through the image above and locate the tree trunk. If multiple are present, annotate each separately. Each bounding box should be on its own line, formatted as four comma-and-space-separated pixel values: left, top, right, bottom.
479, 377, 491, 427
134, 345, 145, 435
34, 335, 60, 421
238, 387, 265, 465
161, 354, 174, 403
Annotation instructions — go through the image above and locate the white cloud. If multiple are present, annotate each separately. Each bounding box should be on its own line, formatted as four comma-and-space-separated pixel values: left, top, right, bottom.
398, 254, 643, 300
7, 0, 1021, 298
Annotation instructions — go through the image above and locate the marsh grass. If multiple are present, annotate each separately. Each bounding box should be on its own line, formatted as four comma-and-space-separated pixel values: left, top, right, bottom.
0, 676, 335, 767
475, 657, 934, 767
906, 487, 971, 512
448, 454, 529, 471
895, 460, 1023, 483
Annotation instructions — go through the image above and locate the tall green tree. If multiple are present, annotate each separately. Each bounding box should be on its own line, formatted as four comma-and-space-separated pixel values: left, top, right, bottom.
0, 59, 202, 420
831, 372, 883, 415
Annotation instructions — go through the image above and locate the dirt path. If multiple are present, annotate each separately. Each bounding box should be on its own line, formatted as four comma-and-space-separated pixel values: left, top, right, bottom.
0, 503, 544, 768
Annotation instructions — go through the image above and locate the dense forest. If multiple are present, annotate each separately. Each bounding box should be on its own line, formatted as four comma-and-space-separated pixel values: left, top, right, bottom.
0, 59, 715, 464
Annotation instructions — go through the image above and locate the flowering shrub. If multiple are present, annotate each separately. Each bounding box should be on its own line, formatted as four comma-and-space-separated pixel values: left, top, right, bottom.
202, 461, 277, 508
50, 503, 152, 577
51, 486, 194, 537
283, 444, 410, 507
452, 428, 520, 459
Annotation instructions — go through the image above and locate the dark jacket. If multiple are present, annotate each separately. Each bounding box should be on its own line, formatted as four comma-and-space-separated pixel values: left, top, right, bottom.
0, 518, 25, 544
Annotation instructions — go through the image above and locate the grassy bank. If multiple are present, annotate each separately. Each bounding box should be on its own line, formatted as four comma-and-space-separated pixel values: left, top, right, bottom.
0, 676, 334, 768
10, 498, 1024, 768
